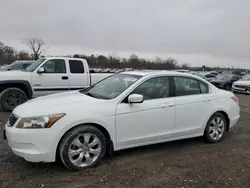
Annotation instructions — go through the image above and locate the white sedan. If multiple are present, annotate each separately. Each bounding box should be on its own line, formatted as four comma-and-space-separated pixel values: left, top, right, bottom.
4, 71, 240, 170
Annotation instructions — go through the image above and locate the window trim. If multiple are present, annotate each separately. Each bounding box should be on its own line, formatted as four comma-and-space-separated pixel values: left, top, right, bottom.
204, 74, 216, 78
171, 76, 210, 97
121, 75, 173, 103
198, 80, 209, 94
69, 60, 85, 74
39, 59, 66, 74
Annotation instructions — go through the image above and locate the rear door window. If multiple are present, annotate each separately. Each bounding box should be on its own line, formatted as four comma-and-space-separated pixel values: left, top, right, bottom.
174, 77, 201, 96
69, 60, 85, 74
199, 81, 209, 94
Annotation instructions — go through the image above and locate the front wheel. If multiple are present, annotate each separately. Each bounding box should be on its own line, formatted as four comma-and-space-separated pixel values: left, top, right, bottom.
59, 125, 107, 171
0, 88, 28, 112
204, 113, 227, 143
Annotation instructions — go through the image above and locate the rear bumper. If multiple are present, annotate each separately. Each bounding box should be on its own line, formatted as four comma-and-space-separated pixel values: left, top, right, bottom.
229, 115, 240, 129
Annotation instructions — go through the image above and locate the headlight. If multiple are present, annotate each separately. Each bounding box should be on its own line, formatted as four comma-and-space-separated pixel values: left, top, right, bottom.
16, 113, 65, 129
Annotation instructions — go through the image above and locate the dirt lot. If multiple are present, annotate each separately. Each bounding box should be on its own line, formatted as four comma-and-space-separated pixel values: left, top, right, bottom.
0, 94, 250, 188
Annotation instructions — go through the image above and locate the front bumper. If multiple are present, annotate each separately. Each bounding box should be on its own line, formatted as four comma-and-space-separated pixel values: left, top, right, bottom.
232, 86, 250, 94
5, 124, 58, 163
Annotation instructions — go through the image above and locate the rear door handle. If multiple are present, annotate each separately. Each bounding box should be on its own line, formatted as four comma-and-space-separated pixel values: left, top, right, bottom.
203, 99, 211, 102
62, 76, 68, 80
161, 102, 174, 108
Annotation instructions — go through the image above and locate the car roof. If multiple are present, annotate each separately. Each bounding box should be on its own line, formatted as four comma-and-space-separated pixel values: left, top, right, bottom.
44, 57, 87, 61
121, 70, 201, 78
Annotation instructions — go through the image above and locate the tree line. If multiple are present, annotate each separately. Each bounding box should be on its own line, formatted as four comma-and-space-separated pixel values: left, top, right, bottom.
0, 39, 190, 70
0, 39, 246, 72
0, 41, 31, 65
0, 38, 45, 65
72, 54, 188, 70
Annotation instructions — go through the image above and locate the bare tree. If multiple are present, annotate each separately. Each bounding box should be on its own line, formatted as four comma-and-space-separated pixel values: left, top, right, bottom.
16, 50, 31, 60
3, 46, 15, 58
180, 63, 190, 70
0, 41, 4, 54
24, 38, 45, 60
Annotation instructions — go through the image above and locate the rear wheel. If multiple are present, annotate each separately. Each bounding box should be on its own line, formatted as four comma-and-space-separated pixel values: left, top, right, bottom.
204, 113, 227, 143
0, 88, 28, 112
224, 84, 231, 91
59, 125, 107, 171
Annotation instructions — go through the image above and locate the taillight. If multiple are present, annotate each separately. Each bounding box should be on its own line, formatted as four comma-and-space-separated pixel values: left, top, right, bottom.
231, 96, 239, 104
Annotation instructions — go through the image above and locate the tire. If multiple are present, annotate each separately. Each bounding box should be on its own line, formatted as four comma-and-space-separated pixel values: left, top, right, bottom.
0, 87, 28, 112
224, 84, 231, 91
204, 113, 227, 143
59, 125, 107, 171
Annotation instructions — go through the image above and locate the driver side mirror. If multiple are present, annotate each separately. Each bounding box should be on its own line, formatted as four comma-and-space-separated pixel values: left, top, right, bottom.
37, 67, 45, 74
128, 94, 144, 104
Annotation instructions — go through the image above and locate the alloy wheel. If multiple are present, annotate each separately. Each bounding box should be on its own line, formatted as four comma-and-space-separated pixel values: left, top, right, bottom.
68, 133, 102, 167
209, 117, 225, 141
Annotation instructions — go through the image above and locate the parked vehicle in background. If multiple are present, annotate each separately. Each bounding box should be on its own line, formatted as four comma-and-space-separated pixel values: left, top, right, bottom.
209, 71, 219, 76
203, 74, 217, 82
188, 71, 204, 78
0, 60, 34, 71
0, 57, 112, 111
232, 74, 250, 94
240, 72, 246, 77
176, 69, 190, 73
210, 74, 241, 90
4, 71, 240, 170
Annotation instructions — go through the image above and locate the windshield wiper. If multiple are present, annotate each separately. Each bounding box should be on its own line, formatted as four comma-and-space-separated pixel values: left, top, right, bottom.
82, 91, 111, 100
83, 91, 99, 99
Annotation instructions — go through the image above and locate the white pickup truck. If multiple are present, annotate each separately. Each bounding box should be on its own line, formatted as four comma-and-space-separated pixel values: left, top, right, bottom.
0, 57, 112, 111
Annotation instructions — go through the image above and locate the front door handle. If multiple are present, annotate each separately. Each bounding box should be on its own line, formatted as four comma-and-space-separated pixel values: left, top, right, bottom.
62, 76, 68, 80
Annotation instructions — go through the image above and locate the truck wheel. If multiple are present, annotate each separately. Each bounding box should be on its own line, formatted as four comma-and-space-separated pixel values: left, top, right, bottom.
0, 88, 28, 112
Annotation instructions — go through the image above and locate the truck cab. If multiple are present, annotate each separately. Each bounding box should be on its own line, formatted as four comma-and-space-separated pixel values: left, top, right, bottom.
0, 57, 111, 111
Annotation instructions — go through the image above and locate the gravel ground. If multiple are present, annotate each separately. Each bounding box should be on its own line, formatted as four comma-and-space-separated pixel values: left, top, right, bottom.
0, 94, 250, 188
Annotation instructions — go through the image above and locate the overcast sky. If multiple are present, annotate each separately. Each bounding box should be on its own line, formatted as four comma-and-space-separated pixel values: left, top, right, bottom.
1, 0, 250, 68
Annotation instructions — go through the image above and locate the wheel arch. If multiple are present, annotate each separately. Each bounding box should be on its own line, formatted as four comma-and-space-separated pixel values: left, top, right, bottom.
215, 111, 230, 131
206, 110, 230, 132
0, 80, 33, 99
56, 122, 114, 161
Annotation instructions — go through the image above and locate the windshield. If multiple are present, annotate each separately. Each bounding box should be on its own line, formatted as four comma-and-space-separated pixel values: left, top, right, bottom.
81, 74, 142, 99
25, 59, 46, 72
217, 74, 232, 80
10, 63, 24, 70
242, 74, 250, 81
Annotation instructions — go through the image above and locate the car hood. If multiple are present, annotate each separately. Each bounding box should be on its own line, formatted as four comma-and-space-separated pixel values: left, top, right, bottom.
233, 80, 250, 85
0, 70, 31, 80
13, 91, 112, 117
